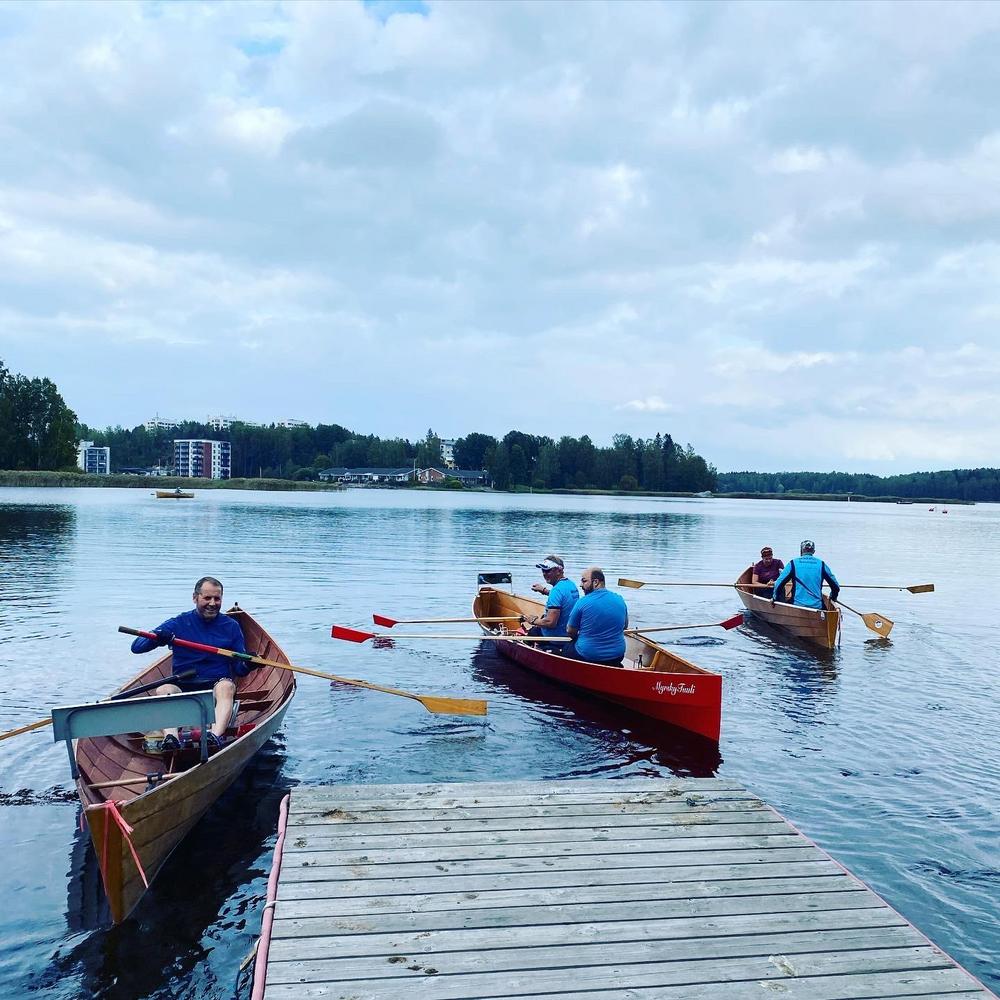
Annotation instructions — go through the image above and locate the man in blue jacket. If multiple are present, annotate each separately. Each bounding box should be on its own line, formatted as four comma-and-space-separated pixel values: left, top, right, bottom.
565, 567, 629, 666
772, 541, 840, 609
131, 576, 250, 752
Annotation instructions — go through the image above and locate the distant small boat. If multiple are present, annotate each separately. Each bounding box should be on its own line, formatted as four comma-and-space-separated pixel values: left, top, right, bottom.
154, 490, 194, 499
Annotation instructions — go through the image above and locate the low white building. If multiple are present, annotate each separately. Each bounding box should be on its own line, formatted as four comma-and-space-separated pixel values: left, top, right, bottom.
77, 441, 111, 475
277, 418, 309, 428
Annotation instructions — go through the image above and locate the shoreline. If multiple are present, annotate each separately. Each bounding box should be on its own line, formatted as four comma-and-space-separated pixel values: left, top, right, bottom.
0, 471, 976, 504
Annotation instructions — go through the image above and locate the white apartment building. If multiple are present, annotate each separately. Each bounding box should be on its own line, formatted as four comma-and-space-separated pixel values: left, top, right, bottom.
277, 419, 309, 428
145, 417, 180, 432
173, 439, 232, 479
77, 441, 111, 475
441, 438, 456, 469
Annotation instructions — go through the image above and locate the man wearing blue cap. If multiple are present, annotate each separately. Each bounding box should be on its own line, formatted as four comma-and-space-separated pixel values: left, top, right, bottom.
771, 540, 840, 609
523, 555, 580, 641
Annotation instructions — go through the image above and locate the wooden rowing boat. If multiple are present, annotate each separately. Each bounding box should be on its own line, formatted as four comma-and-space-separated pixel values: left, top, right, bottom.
154, 490, 194, 499
734, 567, 840, 649
61, 607, 294, 923
473, 585, 722, 742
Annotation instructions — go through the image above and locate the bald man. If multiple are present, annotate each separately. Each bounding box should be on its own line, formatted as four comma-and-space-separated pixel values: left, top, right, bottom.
564, 567, 629, 667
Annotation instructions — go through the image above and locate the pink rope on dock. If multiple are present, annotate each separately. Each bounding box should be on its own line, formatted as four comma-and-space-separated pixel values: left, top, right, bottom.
251, 791, 291, 1000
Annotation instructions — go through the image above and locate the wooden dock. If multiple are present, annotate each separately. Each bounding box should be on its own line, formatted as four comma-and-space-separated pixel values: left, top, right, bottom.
259, 779, 996, 999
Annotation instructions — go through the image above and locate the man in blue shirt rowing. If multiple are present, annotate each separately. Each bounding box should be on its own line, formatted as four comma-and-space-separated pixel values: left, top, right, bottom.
771, 540, 840, 609
522, 555, 580, 645
130, 576, 251, 752
564, 567, 629, 667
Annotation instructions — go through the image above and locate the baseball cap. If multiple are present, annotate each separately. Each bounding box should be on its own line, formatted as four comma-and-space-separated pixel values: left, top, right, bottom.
536, 558, 562, 571
800, 539, 815, 554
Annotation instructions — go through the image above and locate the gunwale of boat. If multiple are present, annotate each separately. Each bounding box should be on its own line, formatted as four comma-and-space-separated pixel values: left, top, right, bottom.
734, 566, 839, 649
73, 606, 295, 922
474, 587, 715, 677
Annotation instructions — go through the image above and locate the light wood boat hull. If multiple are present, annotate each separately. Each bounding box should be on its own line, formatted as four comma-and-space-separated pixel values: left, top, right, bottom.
74, 608, 294, 923
155, 491, 194, 499
735, 567, 839, 649
474, 588, 722, 742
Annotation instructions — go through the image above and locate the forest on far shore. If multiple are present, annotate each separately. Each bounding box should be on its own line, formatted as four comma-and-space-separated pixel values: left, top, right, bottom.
717, 468, 999, 502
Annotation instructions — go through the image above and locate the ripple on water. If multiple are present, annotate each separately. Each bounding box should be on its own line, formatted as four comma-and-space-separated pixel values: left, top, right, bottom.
0, 491, 998, 996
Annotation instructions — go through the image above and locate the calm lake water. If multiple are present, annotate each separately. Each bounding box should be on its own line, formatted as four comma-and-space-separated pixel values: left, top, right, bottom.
0, 487, 997, 997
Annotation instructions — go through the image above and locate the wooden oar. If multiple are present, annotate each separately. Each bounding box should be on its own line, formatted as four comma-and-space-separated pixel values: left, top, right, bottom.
832, 600, 893, 638
119, 627, 488, 718
0, 717, 53, 743
374, 614, 524, 628
620, 577, 933, 595
630, 613, 744, 635
333, 625, 569, 644
0, 669, 198, 744
619, 578, 769, 589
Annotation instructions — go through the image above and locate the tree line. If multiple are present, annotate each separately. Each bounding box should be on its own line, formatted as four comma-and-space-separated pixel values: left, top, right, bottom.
74, 420, 718, 491
717, 468, 1000, 501
0, 359, 78, 471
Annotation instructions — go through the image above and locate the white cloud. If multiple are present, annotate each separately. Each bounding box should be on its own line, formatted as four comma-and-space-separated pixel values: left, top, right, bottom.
618, 396, 673, 413
2, 1, 1000, 472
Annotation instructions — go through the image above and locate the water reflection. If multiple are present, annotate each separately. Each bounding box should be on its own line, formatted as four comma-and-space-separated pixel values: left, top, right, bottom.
468, 646, 722, 777
46, 745, 291, 999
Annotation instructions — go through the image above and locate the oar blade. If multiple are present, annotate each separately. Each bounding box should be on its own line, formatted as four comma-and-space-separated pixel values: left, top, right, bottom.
331, 625, 375, 643
372, 614, 397, 627
418, 695, 488, 717
907, 584, 935, 594
863, 612, 894, 638
720, 612, 745, 630
618, 578, 645, 589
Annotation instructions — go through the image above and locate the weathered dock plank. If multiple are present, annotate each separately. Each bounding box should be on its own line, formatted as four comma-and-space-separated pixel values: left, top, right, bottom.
260, 780, 996, 999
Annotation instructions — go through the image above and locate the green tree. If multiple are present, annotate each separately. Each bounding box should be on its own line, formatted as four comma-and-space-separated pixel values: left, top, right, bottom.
453, 432, 497, 469
415, 428, 443, 467
0, 361, 77, 470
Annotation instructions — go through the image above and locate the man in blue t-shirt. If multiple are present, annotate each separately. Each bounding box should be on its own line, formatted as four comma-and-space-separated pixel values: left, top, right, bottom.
771, 540, 840, 609
522, 555, 579, 643
564, 567, 629, 666
131, 576, 251, 752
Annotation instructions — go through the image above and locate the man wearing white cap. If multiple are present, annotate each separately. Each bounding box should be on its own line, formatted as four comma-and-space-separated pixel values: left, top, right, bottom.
523, 555, 580, 640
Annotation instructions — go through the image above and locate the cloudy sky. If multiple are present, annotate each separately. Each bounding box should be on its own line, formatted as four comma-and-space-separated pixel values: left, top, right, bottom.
2, 1, 1000, 473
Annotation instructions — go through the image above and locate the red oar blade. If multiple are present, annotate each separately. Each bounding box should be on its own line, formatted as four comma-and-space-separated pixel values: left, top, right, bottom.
331, 625, 376, 643
721, 612, 745, 630
372, 614, 397, 628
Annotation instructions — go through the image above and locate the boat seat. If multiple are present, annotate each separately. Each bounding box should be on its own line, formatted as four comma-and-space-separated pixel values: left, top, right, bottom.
52, 691, 216, 775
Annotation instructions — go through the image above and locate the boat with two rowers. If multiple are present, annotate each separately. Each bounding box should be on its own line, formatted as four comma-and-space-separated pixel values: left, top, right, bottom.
473, 574, 722, 742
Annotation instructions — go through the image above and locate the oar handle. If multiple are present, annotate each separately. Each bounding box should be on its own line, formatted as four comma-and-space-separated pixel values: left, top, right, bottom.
109, 669, 198, 700
118, 626, 255, 662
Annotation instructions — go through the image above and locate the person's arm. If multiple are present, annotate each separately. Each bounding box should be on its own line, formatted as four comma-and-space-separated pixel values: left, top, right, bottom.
527, 606, 559, 629
566, 600, 582, 640
772, 562, 792, 599
750, 563, 762, 586
822, 564, 841, 601
130, 616, 178, 653
531, 583, 551, 595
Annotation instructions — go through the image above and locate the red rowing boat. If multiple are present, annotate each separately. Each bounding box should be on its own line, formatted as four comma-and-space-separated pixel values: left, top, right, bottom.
473, 581, 722, 742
